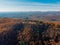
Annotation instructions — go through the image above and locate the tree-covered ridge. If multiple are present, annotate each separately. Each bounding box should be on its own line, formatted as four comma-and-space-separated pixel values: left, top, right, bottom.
0, 18, 60, 45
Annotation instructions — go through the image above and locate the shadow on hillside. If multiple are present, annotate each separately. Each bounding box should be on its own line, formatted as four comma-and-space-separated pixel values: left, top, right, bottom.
0, 23, 24, 45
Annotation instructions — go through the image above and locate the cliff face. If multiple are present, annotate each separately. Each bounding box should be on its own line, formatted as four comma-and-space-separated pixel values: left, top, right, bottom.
0, 18, 60, 45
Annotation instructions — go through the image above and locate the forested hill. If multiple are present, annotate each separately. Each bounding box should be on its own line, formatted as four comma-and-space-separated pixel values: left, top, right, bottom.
0, 18, 60, 45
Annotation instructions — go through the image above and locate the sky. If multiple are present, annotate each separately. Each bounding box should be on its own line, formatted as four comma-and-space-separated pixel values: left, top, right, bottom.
0, 0, 60, 12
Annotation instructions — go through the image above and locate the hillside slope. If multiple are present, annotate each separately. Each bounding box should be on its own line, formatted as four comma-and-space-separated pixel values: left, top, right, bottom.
0, 18, 60, 45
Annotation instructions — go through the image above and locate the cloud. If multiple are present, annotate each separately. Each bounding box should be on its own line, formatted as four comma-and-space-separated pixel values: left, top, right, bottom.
0, 1, 60, 12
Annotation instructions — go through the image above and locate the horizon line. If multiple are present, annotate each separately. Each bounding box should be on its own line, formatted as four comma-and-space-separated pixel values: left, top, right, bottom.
0, 10, 60, 12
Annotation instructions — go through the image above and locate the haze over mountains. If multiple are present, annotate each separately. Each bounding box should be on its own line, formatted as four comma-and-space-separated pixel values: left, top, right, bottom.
0, 11, 60, 21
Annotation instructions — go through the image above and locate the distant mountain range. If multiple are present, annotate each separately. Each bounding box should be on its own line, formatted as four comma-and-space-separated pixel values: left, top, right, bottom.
0, 11, 60, 21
